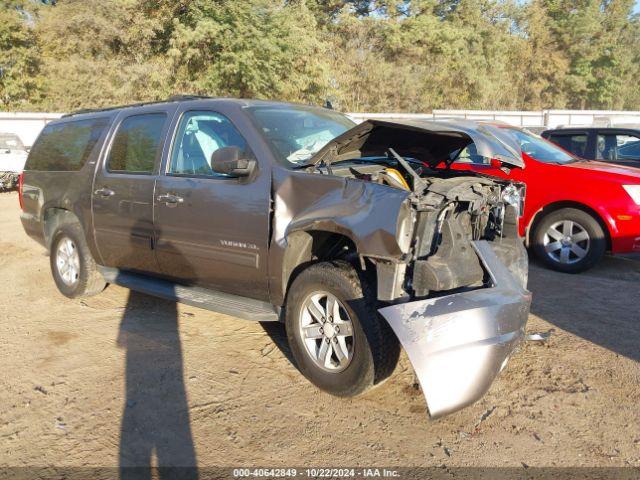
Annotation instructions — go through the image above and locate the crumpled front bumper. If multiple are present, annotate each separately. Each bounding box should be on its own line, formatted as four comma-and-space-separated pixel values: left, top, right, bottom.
378, 240, 531, 419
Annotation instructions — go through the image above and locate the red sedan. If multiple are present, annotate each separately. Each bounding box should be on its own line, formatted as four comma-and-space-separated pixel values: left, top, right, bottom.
454, 126, 640, 272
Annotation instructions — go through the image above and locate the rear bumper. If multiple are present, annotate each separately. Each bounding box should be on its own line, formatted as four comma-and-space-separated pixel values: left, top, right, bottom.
20, 213, 46, 248
378, 240, 531, 419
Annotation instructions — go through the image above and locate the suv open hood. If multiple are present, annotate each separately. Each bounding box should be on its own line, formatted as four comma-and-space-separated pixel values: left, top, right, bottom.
311, 119, 524, 169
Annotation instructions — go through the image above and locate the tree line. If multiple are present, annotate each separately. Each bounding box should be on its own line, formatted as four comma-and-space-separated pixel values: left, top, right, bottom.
1, 0, 639, 113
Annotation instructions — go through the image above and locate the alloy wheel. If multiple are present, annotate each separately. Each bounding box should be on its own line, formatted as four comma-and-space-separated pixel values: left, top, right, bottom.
56, 237, 80, 286
543, 220, 590, 265
298, 292, 355, 372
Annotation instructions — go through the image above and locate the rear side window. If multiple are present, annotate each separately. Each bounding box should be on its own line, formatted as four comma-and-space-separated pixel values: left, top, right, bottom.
596, 133, 640, 161
548, 133, 588, 158
107, 113, 166, 174
25, 118, 107, 171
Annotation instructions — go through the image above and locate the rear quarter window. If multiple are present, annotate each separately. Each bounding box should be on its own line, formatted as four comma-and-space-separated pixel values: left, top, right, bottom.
25, 118, 108, 171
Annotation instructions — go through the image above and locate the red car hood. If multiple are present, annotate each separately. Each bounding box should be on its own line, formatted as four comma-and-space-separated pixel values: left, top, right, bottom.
557, 160, 640, 183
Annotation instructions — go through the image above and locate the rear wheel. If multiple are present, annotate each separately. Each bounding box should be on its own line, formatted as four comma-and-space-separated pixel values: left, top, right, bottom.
532, 208, 606, 273
285, 261, 399, 397
50, 222, 106, 298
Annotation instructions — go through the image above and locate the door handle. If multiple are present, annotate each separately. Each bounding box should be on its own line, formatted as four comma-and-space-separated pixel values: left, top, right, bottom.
94, 187, 115, 197
157, 193, 184, 205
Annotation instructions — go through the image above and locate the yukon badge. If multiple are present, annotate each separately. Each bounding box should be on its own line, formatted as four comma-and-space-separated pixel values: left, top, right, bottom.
220, 239, 259, 250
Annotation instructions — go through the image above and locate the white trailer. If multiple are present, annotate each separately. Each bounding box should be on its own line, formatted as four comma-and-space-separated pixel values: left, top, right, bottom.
0, 112, 63, 148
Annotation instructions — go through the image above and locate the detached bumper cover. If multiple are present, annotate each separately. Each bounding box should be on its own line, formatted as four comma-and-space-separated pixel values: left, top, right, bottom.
378, 240, 531, 418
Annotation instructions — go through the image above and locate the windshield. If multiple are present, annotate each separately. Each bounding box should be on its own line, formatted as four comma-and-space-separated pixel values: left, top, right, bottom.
0, 134, 25, 151
505, 128, 576, 164
246, 106, 355, 166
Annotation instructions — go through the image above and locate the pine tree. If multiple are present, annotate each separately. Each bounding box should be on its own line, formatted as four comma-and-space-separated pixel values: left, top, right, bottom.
0, 0, 42, 108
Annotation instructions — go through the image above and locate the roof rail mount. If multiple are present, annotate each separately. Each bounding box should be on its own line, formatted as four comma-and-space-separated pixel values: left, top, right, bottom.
166, 94, 213, 101
62, 95, 215, 118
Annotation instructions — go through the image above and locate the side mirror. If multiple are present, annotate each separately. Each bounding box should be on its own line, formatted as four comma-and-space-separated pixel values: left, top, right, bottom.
489, 158, 503, 169
210, 146, 256, 177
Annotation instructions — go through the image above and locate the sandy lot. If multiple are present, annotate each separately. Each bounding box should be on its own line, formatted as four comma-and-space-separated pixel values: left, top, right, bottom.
1, 191, 639, 469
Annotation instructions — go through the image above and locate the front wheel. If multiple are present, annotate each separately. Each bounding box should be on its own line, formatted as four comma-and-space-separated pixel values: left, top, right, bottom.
285, 261, 399, 397
532, 208, 606, 273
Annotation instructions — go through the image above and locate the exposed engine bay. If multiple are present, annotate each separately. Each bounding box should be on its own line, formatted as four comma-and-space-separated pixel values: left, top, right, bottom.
316, 151, 527, 301
288, 118, 531, 418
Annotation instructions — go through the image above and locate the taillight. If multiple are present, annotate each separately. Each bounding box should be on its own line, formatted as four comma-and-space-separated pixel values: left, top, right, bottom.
18, 172, 24, 210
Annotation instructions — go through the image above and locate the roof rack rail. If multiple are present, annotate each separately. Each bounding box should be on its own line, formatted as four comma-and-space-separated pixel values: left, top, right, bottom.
166, 94, 213, 101
61, 94, 215, 118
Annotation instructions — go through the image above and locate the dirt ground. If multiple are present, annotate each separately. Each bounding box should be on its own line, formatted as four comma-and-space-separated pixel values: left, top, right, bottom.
1, 190, 639, 470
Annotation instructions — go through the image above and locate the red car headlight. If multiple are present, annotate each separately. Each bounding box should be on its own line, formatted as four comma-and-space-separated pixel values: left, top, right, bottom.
622, 185, 640, 206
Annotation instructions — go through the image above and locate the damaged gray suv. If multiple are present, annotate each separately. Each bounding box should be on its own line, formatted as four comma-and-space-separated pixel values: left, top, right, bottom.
20, 97, 531, 418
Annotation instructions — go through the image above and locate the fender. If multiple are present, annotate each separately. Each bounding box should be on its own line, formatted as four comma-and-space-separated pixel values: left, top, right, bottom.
268, 167, 409, 306
524, 199, 616, 247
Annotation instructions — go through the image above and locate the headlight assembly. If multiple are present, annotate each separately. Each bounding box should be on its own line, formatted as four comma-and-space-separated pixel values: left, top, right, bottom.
396, 201, 415, 254
622, 185, 640, 205
501, 184, 524, 216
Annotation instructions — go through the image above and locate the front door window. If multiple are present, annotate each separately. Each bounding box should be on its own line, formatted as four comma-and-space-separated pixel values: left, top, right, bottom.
168, 111, 251, 177
548, 133, 589, 159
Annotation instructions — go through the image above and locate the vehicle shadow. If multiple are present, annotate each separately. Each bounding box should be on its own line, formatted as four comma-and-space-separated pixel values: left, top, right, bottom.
528, 253, 640, 362
116, 226, 198, 479
117, 290, 198, 480
260, 321, 295, 365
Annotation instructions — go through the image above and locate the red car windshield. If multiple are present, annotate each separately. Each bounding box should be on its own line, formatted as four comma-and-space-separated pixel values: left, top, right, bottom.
504, 128, 576, 164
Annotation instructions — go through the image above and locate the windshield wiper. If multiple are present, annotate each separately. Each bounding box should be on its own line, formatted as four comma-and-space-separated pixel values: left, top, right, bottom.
290, 161, 314, 169
292, 156, 333, 174
296, 157, 378, 169
558, 158, 584, 164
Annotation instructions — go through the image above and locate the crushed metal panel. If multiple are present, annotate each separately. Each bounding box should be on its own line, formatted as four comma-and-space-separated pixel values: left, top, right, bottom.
268, 167, 410, 304
310, 119, 524, 169
272, 169, 409, 258
378, 241, 531, 418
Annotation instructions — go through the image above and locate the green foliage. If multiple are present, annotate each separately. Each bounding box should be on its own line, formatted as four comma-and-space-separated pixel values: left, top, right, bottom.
542, 0, 638, 109
0, 0, 42, 107
1, 0, 640, 112
34, 0, 171, 110
166, 0, 329, 101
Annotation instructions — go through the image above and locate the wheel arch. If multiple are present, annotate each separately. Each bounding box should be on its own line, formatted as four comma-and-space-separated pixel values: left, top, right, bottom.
527, 201, 612, 250
279, 229, 372, 308
43, 208, 82, 249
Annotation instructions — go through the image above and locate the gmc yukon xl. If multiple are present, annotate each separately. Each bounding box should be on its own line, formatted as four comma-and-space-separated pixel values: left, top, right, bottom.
19, 97, 531, 418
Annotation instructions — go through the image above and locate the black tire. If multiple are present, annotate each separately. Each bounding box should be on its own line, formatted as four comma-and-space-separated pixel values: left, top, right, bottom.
532, 208, 606, 273
50, 221, 106, 298
285, 260, 399, 397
